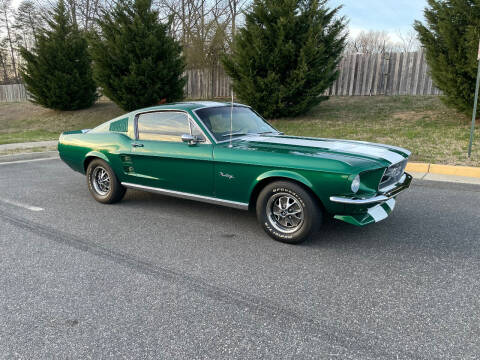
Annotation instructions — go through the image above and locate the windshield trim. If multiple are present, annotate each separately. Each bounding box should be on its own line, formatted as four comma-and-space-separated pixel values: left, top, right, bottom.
191, 105, 280, 144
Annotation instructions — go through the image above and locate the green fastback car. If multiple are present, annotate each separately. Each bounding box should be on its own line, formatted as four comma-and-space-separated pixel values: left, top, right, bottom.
58, 101, 412, 244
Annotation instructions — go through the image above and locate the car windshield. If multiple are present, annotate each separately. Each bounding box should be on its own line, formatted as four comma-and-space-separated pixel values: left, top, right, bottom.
194, 106, 279, 142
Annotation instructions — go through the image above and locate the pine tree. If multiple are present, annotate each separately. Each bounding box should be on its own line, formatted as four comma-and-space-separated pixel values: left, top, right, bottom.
414, 0, 480, 114
222, 0, 346, 119
90, 0, 186, 111
20, 0, 97, 110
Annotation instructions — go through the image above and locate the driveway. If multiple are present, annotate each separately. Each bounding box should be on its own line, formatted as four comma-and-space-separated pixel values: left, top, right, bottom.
0, 158, 479, 359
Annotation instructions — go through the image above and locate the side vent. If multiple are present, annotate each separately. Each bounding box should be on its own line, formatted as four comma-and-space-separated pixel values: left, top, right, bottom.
109, 118, 128, 133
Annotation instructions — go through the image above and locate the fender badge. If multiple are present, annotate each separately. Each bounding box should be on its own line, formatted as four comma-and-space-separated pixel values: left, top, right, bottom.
219, 172, 234, 180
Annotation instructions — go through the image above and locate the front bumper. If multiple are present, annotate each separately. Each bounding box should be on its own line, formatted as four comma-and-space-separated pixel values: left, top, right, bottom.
330, 173, 412, 226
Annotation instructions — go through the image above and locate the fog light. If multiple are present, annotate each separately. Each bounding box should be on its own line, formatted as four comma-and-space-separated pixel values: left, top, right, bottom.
351, 175, 360, 193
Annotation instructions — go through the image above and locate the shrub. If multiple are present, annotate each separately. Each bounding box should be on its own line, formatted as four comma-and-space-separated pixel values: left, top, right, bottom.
20, 0, 97, 110
414, 0, 480, 114
222, 0, 346, 119
90, 0, 186, 111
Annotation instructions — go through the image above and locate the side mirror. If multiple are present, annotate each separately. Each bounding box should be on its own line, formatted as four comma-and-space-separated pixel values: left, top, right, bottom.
181, 134, 197, 145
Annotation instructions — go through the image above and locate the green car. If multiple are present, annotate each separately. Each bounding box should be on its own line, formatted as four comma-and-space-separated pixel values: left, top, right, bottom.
58, 101, 412, 244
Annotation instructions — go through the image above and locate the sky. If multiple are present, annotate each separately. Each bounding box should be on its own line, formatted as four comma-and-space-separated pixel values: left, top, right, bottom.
330, 0, 427, 41
9, 0, 428, 41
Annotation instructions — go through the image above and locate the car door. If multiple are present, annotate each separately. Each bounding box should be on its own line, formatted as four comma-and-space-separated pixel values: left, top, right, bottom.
127, 110, 214, 197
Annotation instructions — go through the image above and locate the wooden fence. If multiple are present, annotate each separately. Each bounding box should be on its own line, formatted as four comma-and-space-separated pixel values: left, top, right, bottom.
0, 83, 29, 102
185, 65, 232, 99
185, 49, 441, 98
0, 49, 440, 102
326, 49, 441, 96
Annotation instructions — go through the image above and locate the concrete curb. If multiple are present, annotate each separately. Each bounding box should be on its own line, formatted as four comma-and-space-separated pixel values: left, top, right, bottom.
406, 162, 480, 179
0, 150, 59, 163
0, 140, 58, 151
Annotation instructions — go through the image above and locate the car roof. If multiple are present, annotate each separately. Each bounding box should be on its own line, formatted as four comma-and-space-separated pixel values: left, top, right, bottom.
134, 101, 247, 113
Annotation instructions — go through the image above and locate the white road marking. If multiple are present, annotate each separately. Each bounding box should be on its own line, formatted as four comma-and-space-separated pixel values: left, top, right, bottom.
0, 156, 59, 166
0, 198, 44, 211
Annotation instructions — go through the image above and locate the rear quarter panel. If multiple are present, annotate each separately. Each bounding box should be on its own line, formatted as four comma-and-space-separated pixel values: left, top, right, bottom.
58, 132, 132, 178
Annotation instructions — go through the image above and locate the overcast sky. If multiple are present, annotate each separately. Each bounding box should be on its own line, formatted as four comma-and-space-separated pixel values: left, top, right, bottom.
330, 0, 427, 40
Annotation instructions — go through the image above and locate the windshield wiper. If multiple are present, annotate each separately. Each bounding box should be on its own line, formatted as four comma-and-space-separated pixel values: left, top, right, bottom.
221, 131, 248, 138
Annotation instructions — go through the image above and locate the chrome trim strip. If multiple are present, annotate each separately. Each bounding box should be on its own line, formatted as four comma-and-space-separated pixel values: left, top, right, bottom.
329, 194, 390, 205
121, 182, 249, 210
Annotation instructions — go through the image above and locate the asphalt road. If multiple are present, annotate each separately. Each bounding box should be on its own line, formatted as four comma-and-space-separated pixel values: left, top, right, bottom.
0, 158, 479, 359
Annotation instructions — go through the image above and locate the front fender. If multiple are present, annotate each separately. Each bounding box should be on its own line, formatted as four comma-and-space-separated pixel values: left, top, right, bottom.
249, 170, 314, 200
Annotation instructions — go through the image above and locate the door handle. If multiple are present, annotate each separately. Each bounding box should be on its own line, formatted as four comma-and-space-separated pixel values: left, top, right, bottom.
132, 143, 144, 148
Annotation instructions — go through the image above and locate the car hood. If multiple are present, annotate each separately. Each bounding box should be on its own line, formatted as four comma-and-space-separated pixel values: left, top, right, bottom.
234, 135, 410, 166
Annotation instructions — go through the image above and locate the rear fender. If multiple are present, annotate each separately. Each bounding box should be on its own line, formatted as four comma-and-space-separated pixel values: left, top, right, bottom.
84, 151, 111, 172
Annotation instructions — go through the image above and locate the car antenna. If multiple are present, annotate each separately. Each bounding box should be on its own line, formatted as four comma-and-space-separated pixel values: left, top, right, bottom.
229, 89, 234, 148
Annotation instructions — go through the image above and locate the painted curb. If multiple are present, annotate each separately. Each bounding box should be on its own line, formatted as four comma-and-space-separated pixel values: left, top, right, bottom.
406, 162, 480, 179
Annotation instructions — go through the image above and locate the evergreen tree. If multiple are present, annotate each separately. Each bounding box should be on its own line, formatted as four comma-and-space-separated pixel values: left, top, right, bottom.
414, 0, 480, 114
222, 0, 346, 119
20, 0, 97, 110
90, 0, 186, 111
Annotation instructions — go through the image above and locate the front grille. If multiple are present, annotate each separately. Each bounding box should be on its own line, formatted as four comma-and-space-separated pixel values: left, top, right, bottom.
379, 159, 407, 190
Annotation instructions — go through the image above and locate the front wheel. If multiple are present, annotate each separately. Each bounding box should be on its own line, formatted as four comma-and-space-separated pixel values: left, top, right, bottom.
256, 181, 321, 244
86, 159, 126, 204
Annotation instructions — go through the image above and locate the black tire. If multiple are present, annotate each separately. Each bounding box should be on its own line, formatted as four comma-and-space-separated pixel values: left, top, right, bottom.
86, 159, 126, 204
256, 181, 321, 244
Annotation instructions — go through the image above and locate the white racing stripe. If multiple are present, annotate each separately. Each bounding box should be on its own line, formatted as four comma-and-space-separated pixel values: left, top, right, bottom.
0, 198, 44, 211
367, 204, 388, 222
385, 198, 396, 211
248, 136, 406, 164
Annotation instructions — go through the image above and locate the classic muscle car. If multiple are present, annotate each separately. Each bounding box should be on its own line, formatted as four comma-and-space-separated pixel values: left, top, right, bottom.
58, 101, 412, 244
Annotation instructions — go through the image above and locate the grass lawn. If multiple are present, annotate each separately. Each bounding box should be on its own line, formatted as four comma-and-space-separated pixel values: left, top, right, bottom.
0, 101, 124, 145
0, 96, 479, 166
271, 96, 480, 166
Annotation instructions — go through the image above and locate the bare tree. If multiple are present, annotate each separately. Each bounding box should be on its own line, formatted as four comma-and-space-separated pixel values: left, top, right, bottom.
0, 0, 18, 80
14, 0, 44, 48
347, 30, 393, 54
0, 39, 9, 82
157, 0, 250, 68
32, 0, 116, 30
396, 29, 420, 53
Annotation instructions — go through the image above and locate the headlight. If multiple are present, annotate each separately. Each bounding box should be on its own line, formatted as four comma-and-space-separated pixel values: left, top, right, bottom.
351, 174, 360, 193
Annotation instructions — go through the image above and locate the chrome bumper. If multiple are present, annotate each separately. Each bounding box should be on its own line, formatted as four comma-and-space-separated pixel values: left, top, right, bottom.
329, 173, 412, 205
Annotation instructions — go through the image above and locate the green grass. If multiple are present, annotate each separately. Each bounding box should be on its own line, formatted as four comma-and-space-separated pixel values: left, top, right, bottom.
270, 96, 480, 166
1, 96, 479, 166
0, 130, 60, 144
0, 100, 124, 144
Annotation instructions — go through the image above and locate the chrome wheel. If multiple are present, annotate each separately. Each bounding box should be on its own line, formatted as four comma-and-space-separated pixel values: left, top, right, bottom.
266, 193, 304, 233
92, 166, 110, 196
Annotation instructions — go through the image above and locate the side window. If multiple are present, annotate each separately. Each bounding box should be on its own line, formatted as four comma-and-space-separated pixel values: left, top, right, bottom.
137, 112, 189, 142
190, 120, 205, 139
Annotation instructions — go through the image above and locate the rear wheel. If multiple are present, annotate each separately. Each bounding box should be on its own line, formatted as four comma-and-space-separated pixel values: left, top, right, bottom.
256, 181, 321, 244
86, 159, 126, 204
